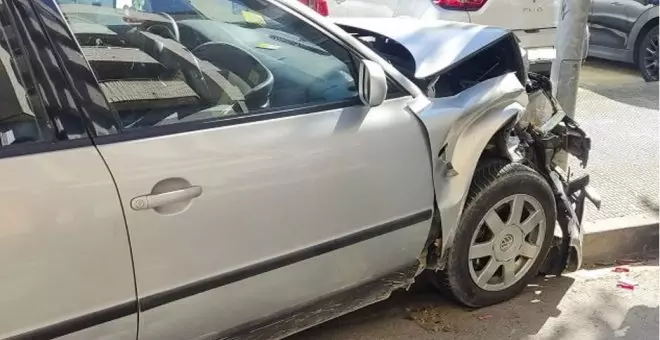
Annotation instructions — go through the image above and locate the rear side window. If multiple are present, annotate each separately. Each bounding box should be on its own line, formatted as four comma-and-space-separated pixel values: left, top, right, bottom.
0, 1, 53, 148
57, 0, 359, 131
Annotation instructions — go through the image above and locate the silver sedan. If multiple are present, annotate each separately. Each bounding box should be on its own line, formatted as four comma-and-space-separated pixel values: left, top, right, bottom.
0, 0, 597, 339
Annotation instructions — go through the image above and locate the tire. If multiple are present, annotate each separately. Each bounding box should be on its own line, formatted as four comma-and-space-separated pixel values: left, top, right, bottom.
637, 25, 659, 82
430, 161, 556, 308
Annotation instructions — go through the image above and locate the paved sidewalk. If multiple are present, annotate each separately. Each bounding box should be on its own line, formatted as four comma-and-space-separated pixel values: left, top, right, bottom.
570, 60, 658, 222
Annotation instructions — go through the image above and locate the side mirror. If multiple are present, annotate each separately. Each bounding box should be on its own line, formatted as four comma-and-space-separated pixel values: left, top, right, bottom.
358, 59, 388, 107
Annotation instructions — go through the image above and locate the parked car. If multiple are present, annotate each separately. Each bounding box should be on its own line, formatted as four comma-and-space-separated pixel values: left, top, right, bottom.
298, 0, 560, 74
588, 0, 659, 81
0, 0, 597, 339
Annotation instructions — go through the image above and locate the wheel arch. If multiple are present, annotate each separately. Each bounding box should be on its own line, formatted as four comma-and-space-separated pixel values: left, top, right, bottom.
629, 7, 659, 62
430, 102, 524, 270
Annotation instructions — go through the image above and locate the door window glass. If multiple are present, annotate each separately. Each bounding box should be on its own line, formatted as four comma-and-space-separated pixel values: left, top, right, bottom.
0, 2, 53, 148
57, 0, 358, 130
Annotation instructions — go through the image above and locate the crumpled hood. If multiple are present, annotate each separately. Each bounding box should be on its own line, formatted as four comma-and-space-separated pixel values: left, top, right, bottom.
335, 17, 513, 79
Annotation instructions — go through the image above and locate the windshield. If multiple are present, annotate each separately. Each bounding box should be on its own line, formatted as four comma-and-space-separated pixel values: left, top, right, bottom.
56, 0, 357, 130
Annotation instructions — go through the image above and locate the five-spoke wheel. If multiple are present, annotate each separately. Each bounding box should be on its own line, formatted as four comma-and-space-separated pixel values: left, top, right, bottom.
430, 161, 556, 308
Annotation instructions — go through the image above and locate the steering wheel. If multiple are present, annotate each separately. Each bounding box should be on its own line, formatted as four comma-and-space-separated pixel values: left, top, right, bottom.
157, 12, 180, 43
143, 12, 180, 42
192, 42, 274, 110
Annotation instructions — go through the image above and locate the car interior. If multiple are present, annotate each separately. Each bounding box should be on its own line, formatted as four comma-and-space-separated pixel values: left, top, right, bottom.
56, 0, 357, 130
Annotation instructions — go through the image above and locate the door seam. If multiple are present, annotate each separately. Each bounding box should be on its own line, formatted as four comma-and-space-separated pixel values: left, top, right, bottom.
91, 140, 141, 340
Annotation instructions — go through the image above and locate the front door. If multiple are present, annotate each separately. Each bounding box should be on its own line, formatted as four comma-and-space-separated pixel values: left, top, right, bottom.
50, 0, 435, 338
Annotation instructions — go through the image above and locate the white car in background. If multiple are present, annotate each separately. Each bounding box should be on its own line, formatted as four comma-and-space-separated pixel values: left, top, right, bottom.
302, 0, 559, 74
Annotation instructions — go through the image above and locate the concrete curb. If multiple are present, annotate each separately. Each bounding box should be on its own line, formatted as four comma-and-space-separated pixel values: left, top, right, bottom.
583, 215, 659, 265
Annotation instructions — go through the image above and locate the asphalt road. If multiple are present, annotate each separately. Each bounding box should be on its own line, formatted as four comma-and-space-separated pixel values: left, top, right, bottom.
292, 60, 660, 340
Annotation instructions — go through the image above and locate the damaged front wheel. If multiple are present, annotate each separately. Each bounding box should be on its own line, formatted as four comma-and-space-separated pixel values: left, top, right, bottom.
430, 161, 556, 307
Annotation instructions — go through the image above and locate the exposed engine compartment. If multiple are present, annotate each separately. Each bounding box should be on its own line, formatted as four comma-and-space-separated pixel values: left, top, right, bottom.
429, 36, 525, 98
512, 73, 600, 273
344, 26, 525, 98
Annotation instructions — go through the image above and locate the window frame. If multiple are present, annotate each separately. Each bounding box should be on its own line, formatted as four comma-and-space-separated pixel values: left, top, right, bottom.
0, 0, 96, 159
38, 0, 414, 145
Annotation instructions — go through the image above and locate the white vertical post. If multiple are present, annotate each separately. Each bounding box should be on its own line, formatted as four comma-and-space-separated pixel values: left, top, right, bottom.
551, 0, 591, 167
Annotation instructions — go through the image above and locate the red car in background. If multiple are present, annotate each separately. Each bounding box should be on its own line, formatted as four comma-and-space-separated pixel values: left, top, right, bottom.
298, 0, 329, 16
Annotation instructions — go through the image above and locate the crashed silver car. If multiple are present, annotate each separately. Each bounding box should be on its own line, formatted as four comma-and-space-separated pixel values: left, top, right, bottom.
0, 0, 598, 339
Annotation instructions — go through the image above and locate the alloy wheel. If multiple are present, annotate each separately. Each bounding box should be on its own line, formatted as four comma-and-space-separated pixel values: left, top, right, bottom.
468, 194, 546, 292
644, 33, 659, 80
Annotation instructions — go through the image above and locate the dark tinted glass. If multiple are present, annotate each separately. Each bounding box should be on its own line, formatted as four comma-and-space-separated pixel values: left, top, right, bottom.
0, 1, 54, 148
58, 0, 358, 130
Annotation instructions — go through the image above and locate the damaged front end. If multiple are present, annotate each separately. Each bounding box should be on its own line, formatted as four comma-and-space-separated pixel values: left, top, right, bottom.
511, 73, 601, 274
336, 17, 598, 275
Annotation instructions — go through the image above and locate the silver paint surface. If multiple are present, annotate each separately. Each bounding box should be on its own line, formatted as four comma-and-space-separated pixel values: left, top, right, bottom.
419, 73, 528, 263
97, 97, 435, 339
334, 17, 511, 79
0, 0, 542, 338
0, 147, 137, 339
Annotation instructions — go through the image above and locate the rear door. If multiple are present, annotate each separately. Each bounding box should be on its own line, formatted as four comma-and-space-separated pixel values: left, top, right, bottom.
466, 0, 560, 49
0, 0, 136, 338
589, 0, 652, 50
50, 0, 435, 339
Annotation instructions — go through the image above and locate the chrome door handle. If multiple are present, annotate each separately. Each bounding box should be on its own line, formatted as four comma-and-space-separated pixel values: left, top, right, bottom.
130, 186, 202, 211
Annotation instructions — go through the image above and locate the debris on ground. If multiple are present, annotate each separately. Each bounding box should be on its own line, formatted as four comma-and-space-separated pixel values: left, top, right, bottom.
616, 257, 647, 266
477, 314, 492, 320
617, 282, 636, 290
617, 277, 639, 287
612, 267, 630, 273
610, 265, 640, 290
405, 306, 456, 333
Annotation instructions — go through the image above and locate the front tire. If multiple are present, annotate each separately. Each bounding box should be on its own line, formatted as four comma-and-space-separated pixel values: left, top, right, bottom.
637, 25, 659, 82
431, 161, 556, 308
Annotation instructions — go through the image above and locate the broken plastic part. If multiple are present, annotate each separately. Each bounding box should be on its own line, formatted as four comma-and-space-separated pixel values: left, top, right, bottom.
612, 267, 630, 273
515, 74, 597, 275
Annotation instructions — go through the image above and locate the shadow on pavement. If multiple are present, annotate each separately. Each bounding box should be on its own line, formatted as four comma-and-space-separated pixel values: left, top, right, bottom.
546, 305, 660, 340
579, 58, 658, 110
291, 274, 576, 339
579, 82, 659, 110
292, 261, 659, 339
613, 305, 659, 339
582, 58, 640, 78
639, 196, 660, 217
535, 279, 659, 340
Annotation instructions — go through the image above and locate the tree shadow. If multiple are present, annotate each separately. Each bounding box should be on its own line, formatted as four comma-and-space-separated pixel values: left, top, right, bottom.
535, 286, 659, 340
610, 305, 659, 339
293, 261, 659, 340
639, 196, 660, 217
